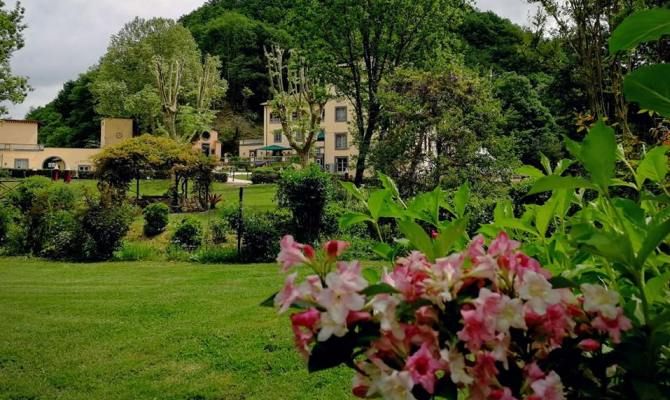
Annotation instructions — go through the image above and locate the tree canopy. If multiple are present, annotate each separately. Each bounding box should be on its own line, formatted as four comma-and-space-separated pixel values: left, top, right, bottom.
0, 0, 29, 116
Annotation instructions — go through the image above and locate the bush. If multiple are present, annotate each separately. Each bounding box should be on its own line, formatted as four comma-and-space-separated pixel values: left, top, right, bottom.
0, 206, 16, 246
191, 246, 238, 264
143, 203, 169, 237
113, 242, 160, 261
5, 176, 52, 213
171, 217, 203, 251
79, 196, 134, 261
240, 210, 291, 262
208, 219, 229, 244
38, 210, 80, 260
251, 167, 280, 184
277, 165, 332, 243
213, 171, 228, 183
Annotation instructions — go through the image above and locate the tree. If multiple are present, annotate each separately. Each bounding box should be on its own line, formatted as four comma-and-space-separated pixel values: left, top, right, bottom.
92, 18, 227, 141
0, 0, 29, 115
495, 72, 562, 167
26, 70, 101, 147
373, 66, 514, 196
265, 45, 329, 167
291, 0, 463, 185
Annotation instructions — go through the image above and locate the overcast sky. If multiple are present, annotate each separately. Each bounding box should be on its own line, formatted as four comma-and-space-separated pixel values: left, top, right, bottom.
4, 0, 537, 119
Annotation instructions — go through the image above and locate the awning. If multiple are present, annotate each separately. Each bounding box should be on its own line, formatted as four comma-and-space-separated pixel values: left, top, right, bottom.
317, 130, 325, 141
258, 145, 292, 151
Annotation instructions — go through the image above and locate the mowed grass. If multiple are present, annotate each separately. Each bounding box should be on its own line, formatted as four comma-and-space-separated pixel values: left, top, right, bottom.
0, 259, 352, 400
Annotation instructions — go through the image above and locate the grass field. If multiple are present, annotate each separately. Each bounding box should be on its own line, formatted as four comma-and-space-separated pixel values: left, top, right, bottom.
0, 258, 353, 400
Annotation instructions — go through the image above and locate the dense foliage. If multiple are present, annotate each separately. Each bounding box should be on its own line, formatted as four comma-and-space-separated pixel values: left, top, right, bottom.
142, 202, 169, 237
0, 0, 29, 116
171, 217, 203, 251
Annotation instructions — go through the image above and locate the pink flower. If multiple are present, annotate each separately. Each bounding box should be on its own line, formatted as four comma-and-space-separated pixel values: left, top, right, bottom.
385, 265, 428, 302
529, 371, 566, 400
496, 295, 527, 332
578, 339, 601, 352
415, 306, 439, 325
488, 232, 520, 257
592, 307, 632, 343
371, 294, 405, 339
277, 235, 314, 271
424, 254, 463, 303
325, 240, 350, 259
317, 268, 367, 324
347, 311, 372, 325
509, 253, 551, 280
396, 251, 432, 272
472, 352, 498, 388
275, 273, 300, 314
524, 362, 545, 381
474, 288, 502, 316
298, 274, 323, 300
352, 373, 371, 398
489, 387, 518, 400
317, 311, 349, 341
440, 347, 473, 385
291, 309, 320, 358
540, 303, 574, 347
458, 308, 496, 352
404, 343, 444, 394
467, 235, 486, 260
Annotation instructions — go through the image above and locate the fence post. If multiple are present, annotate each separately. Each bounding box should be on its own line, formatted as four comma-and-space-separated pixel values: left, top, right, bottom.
237, 187, 244, 258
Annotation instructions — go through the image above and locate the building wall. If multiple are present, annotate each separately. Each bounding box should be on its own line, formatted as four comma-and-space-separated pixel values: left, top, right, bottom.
0, 148, 100, 171
259, 98, 358, 173
0, 120, 39, 145
100, 118, 133, 148
191, 130, 222, 159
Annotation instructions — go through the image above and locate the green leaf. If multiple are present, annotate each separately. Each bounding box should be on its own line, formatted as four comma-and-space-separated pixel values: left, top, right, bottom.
540, 152, 552, 175
516, 165, 545, 179
371, 243, 394, 261
340, 181, 366, 202
260, 292, 278, 307
582, 121, 617, 190
554, 159, 575, 176
493, 199, 514, 223
636, 219, 670, 268
609, 9, 670, 53
496, 217, 540, 237
550, 276, 578, 289
367, 190, 390, 220
398, 220, 434, 260
624, 64, 670, 118
362, 267, 382, 283
645, 272, 670, 304
361, 283, 400, 296
339, 212, 373, 229
536, 195, 558, 237
308, 335, 355, 372
636, 146, 669, 188
453, 183, 470, 218
434, 218, 467, 258
529, 175, 596, 195
378, 172, 401, 200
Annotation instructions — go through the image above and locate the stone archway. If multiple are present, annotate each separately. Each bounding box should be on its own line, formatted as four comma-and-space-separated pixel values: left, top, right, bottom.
42, 156, 66, 170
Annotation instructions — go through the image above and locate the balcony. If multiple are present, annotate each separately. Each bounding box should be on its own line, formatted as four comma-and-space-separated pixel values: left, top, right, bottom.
0, 143, 45, 151
239, 138, 264, 146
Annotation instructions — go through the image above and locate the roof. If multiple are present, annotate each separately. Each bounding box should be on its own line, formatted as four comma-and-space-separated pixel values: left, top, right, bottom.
1, 119, 39, 125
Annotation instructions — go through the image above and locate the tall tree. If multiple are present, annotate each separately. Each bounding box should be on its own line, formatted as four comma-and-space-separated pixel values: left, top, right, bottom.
92, 18, 227, 141
291, 0, 463, 185
265, 45, 329, 167
0, 0, 29, 116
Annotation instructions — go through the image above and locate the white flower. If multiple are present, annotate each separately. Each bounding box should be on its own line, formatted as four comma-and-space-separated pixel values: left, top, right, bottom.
440, 347, 473, 385
519, 271, 561, 314
317, 312, 348, 341
580, 283, 620, 319
496, 295, 527, 332
316, 272, 366, 324
371, 294, 405, 339
376, 371, 416, 400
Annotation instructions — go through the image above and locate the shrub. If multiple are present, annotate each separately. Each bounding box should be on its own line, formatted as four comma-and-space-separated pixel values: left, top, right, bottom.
79, 196, 134, 261
143, 203, 170, 237
191, 246, 238, 264
38, 210, 80, 260
208, 219, 229, 244
166, 244, 191, 262
277, 165, 332, 242
240, 210, 291, 262
113, 242, 160, 261
171, 217, 203, 251
213, 171, 228, 183
0, 206, 16, 246
220, 205, 242, 232
251, 167, 280, 184
5, 176, 52, 213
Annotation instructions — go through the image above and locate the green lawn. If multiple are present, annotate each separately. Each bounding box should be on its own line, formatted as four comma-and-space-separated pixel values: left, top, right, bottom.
0, 258, 352, 400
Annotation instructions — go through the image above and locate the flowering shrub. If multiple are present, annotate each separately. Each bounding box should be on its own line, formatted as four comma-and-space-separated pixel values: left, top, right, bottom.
271, 233, 632, 400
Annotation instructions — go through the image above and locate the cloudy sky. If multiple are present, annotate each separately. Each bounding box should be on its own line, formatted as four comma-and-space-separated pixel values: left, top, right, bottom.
4, 0, 537, 119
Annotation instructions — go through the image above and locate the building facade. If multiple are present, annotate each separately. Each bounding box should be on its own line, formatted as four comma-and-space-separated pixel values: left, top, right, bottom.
0, 118, 223, 173
239, 98, 358, 174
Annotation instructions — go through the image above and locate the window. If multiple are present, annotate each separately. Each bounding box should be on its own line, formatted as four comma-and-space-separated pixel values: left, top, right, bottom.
201, 143, 211, 156
291, 111, 299, 121
14, 159, 28, 170
335, 157, 349, 173
78, 165, 91, 172
295, 131, 304, 142
274, 130, 283, 143
270, 112, 281, 124
335, 133, 348, 150
335, 106, 348, 122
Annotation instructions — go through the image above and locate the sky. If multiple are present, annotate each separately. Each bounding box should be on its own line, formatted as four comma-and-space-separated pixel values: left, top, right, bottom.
3, 0, 537, 119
